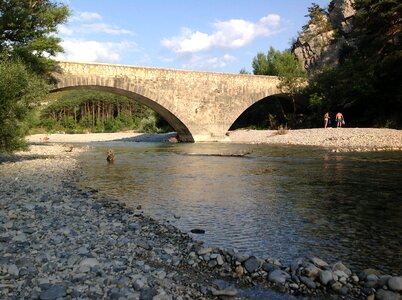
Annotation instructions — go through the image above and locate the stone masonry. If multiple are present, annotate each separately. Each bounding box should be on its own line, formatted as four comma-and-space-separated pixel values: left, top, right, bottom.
53, 61, 282, 142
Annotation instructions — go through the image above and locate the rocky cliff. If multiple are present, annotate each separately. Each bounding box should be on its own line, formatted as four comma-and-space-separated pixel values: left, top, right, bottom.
292, 0, 355, 71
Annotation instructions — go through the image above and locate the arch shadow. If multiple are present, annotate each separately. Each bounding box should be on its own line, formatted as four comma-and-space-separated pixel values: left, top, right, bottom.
51, 85, 194, 142
229, 94, 295, 131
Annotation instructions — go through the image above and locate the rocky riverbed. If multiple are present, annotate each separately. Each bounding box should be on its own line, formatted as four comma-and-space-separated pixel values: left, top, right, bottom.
1, 144, 401, 299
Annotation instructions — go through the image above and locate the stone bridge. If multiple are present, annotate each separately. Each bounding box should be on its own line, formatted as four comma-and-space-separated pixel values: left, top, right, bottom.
53, 61, 283, 142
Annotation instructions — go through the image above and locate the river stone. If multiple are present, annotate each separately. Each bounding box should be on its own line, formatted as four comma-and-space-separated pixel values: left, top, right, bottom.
300, 276, 316, 289
235, 265, 244, 276
140, 288, 158, 300
388, 276, 402, 292
262, 262, 279, 273
216, 255, 224, 265
39, 284, 66, 300
211, 288, 238, 297
333, 270, 348, 279
311, 257, 329, 268
303, 263, 320, 279
379, 275, 392, 287
359, 268, 382, 281
80, 258, 100, 267
332, 261, 344, 270
366, 274, 379, 281
133, 279, 146, 291
375, 289, 401, 300
268, 270, 290, 284
7, 264, 19, 276
291, 258, 304, 272
244, 256, 260, 273
197, 247, 212, 256
319, 270, 333, 285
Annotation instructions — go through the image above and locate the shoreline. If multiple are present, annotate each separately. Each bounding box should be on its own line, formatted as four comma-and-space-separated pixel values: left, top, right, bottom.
25, 128, 402, 152
1, 143, 401, 299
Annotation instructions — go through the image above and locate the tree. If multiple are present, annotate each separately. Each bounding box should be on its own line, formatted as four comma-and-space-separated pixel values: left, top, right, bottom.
239, 67, 251, 74
252, 47, 307, 113
306, 0, 402, 127
0, 0, 70, 75
0, 54, 48, 153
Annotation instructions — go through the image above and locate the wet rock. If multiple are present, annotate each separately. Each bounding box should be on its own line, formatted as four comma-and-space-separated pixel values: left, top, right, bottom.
303, 263, 320, 279
319, 270, 333, 285
80, 258, 100, 268
332, 261, 351, 276
375, 289, 401, 300
388, 276, 402, 292
311, 257, 329, 268
197, 247, 212, 256
211, 287, 237, 297
262, 262, 279, 273
139, 287, 158, 300
7, 264, 19, 276
235, 265, 244, 276
300, 276, 316, 289
244, 256, 260, 273
39, 284, 66, 300
359, 268, 382, 281
190, 229, 205, 234
268, 270, 290, 285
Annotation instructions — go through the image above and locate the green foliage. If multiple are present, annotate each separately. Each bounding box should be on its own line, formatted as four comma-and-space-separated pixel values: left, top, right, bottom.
303, 3, 331, 32
0, 54, 48, 152
252, 47, 307, 115
239, 67, 251, 74
0, 0, 70, 75
306, 0, 402, 127
139, 113, 159, 133
36, 89, 171, 134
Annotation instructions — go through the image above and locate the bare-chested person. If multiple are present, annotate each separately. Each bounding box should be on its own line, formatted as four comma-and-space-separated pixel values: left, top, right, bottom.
335, 112, 344, 127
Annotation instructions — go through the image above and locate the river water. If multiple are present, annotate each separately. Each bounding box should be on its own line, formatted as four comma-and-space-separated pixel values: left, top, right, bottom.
77, 142, 402, 275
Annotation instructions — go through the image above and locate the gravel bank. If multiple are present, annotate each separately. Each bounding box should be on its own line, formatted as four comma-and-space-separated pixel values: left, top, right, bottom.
1, 134, 401, 299
0, 145, 218, 299
26, 128, 402, 152
227, 128, 402, 152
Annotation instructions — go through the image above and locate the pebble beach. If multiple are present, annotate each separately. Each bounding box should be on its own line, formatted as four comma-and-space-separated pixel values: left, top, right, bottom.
1, 128, 402, 299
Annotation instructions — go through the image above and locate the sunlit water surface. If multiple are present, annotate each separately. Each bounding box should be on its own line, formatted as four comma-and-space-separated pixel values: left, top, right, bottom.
77, 142, 402, 275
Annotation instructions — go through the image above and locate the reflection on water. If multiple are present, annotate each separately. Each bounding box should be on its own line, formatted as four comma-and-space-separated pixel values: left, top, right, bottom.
78, 142, 402, 274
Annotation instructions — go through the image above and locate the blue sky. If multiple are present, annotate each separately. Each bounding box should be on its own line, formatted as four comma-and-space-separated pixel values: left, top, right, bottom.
56, 0, 330, 73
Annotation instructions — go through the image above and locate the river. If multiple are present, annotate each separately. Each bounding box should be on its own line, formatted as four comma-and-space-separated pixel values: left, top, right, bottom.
77, 142, 402, 275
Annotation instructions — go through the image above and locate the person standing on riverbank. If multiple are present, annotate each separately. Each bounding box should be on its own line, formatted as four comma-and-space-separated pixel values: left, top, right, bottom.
336, 112, 344, 128
324, 112, 331, 128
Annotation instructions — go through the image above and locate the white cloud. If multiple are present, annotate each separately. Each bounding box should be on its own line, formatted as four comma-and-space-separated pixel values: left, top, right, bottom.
81, 23, 134, 35
182, 53, 237, 70
72, 12, 102, 22
61, 12, 134, 36
58, 24, 73, 36
56, 39, 137, 63
161, 14, 281, 54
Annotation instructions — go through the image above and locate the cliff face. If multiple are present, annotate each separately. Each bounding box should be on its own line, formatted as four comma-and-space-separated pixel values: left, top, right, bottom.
292, 0, 355, 71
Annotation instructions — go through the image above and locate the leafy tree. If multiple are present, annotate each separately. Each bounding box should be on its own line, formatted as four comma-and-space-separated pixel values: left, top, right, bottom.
307, 0, 402, 127
0, 0, 70, 75
252, 52, 270, 75
0, 54, 48, 152
252, 47, 307, 113
239, 67, 251, 74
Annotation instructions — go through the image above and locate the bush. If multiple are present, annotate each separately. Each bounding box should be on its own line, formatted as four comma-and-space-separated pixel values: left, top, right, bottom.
140, 114, 159, 133
0, 55, 48, 153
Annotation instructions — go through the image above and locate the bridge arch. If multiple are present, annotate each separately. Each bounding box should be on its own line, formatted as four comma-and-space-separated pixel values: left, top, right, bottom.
53, 61, 283, 142
52, 85, 194, 141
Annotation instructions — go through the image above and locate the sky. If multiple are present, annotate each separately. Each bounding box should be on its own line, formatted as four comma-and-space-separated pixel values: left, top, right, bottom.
56, 0, 331, 74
